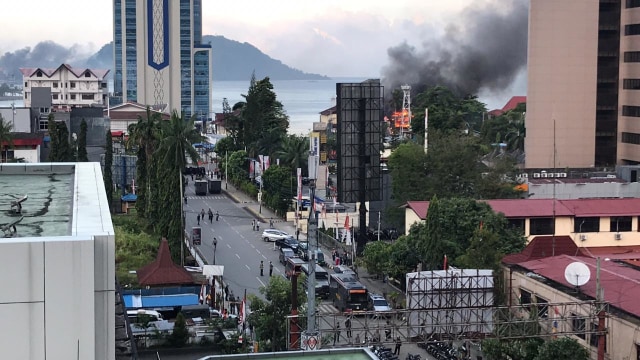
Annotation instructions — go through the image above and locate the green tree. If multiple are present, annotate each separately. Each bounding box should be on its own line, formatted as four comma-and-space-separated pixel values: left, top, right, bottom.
482, 338, 544, 360
262, 165, 293, 216
534, 337, 589, 360
52, 121, 74, 162
248, 275, 306, 352
274, 135, 308, 173
214, 136, 238, 158
76, 119, 89, 161
227, 150, 249, 185
103, 130, 113, 211
0, 114, 14, 163
155, 111, 202, 262
361, 240, 392, 277
47, 114, 59, 161
168, 312, 190, 347
387, 142, 428, 203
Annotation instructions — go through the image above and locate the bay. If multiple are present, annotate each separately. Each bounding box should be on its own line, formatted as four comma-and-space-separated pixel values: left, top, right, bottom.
1, 77, 369, 136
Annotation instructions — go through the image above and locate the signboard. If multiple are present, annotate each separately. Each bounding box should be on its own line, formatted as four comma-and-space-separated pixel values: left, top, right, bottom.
192, 227, 202, 245
300, 332, 320, 351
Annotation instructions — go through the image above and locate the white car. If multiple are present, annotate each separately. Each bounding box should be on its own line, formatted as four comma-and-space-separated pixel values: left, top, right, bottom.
261, 229, 290, 242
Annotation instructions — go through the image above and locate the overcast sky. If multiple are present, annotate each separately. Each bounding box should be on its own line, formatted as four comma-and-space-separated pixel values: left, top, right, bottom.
2, 0, 476, 78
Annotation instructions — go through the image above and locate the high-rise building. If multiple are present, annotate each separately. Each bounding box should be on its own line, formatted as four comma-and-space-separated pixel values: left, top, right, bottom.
525, 0, 640, 169
112, 0, 212, 120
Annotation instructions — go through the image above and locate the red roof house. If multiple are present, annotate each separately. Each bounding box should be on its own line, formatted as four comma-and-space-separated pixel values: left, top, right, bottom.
136, 238, 194, 286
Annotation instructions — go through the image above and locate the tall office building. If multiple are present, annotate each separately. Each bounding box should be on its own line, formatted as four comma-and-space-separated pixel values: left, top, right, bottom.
112, 0, 212, 120
525, 0, 640, 169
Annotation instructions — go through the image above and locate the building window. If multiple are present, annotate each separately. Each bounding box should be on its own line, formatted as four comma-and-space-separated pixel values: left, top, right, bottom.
535, 295, 548, 318
24, 93, 28, 99
530, 218, 555, 235
611, 216, 632, 232
24, 82, 27, 87
70, 82, 76, 89
624, 79, 640, 90
2, 149, 14, 162
508, 218, 525, 234
627, 0, 640, 8
622, 132, 640, 144
39, 119, 48, 131
52, 94, 58, 100
571, 313, 586, 339
81, 94, 94, 100
623, 106, 640, 117
84, 71, 91, 78
70, 94, 76, 100
624, 51, 640, 62
36, 70, 42, 77
574, 217, 600, 233
52, 82, 58, 88
626, 24, 640, 35
590, 321, 606, 350
520, 289, 532, 304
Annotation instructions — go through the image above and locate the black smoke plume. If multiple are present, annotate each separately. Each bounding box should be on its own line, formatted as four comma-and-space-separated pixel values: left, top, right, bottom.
382, 0, 528, 97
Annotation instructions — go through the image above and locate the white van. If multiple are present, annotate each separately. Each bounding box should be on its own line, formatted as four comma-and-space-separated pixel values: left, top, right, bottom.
127, 309, 163, 323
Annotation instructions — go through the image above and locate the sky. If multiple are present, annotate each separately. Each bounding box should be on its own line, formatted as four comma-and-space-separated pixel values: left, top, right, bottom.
0, 0, 527, 108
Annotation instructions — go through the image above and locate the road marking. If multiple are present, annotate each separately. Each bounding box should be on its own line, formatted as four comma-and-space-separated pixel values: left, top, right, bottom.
226, 244, 231, 249
262, 254, 267, 259
235, 254, 240, 259
256, 250, 261, 255
245, 264, 251, 270
276, 268, 281, 273
250, 244, 255, 249
257, 277, 265, 286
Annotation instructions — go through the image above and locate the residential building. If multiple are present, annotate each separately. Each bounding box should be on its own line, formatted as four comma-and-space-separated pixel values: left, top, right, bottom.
0, 163, 114, 360
112, 0, 213, 119
106, 101, 170, 135
405, 198, 640, 246
319, 105, 337, 133
20, 64, 109, 112
502, 239, 640, 360
525, 0, 634, 168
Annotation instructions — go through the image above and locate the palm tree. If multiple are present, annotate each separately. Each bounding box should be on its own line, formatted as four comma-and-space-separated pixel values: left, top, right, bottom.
127, 107, 161, 217
0, 115, 14, 163
157, 110, 202, 172
274, 134, 308, 172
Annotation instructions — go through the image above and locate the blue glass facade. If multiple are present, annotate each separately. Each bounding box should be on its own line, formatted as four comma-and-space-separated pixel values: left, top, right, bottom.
194, 48, 211, 121
113, 0, 123, 105
180, 0, 192, 117
124, 0, 137, 102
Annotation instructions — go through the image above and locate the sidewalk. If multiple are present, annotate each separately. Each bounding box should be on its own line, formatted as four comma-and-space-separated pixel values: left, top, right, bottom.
221, 182, 426, 359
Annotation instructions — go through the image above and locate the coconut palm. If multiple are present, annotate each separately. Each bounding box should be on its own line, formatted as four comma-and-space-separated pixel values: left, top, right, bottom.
127, 107, 161, 218
157, 110, 202, 172
274, 134, 308, 173
0, 114, 14, 163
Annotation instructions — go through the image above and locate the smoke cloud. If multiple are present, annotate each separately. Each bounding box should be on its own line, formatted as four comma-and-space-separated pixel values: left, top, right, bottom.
0, 41, 95, 80
381, 0, 528, 97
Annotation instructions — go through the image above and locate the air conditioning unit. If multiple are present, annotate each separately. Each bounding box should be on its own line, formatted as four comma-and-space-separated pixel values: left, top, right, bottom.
541, 172, 548, 178
607, 174, 617, 179
555, 173, 562, 178
560, 173, 567, 178
580, 234, 587, 241
521, 173, 528, 178
548, 173, 555, 178
615, 233, 622, 240
533, 173, 541, 178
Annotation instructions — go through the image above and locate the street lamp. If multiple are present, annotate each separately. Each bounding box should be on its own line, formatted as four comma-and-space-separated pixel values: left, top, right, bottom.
213, 237, 218, 265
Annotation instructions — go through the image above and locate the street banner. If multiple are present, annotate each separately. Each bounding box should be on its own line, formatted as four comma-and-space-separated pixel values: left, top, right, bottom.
192, 227, 202, 245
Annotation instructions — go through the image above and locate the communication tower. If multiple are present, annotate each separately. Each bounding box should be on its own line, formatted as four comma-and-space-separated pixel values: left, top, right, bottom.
401, 84, 411, 138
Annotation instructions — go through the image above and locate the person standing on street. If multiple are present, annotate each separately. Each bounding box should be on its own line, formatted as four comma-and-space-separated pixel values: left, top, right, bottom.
260, 261, 264, 276
394, 337, 401, 355
201, 209, 205, 221
333, 322, 341, 346
252, 220, 256, 231
345, 316, 352, 339
256, 222, 260, 231
269, 218, 274, 228
197, 214, 200, 225
216, 211, 220, 221
269, 261, 273, 276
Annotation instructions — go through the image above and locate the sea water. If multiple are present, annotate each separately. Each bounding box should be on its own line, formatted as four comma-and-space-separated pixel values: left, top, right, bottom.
0, 77, 369, 136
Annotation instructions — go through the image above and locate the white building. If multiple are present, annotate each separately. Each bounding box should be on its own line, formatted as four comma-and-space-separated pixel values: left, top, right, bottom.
20, 64, 109, 111
0, 163, 115, 360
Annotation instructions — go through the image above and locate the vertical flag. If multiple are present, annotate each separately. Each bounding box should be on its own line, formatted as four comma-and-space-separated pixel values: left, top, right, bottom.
443, 254, 448, 270
239, 293, 247, 330
344, 215, 351, 244
297, 168, 302, 203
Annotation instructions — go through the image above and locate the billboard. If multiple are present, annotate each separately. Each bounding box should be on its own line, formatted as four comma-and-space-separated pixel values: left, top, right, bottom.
192, 227, 202, 245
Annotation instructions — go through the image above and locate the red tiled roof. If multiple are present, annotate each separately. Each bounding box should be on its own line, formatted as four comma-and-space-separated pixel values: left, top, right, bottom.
515, 255, 640, 318
111, 131, 124, 137
136, 238, 194, 286
320, 106, 336, 116
581, 245, 640, 261
407, 198, 640, 220
501, 96, 526, 112
20, 64, 109, 79
502, 236, 582, 264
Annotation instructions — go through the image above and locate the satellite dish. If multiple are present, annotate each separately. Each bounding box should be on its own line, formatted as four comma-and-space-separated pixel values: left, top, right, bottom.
564, 262, 591, 287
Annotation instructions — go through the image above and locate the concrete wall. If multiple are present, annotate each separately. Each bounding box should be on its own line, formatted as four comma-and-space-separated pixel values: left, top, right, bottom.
525, 0, 599, 168
527, 182, 640, 199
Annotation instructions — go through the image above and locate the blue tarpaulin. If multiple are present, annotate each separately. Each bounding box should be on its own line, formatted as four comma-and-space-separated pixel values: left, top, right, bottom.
121, 193, 137, 202
193, 142, 215, 150
123, 293, 199, 309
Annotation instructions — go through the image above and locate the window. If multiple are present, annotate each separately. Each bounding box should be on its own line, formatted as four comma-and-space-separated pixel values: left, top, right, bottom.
624, 51, 640, 62
39, 119, 48, 131
70, 82, 76, 89
24, 82, 27, 87
623, 106, 640, 117
624, 79, 640, 89
530, 218, 555, 235
611, 216, 632, 232
626, 24, 640, 35
36, 70, 42, 77
84, 71, 91, 78
574, 217, 600, 233
52, 82, 58, 88
627, 0, 640, 8
2, 149, 14, 162
571, 313, 586, 339
508, 218, 525, 234
622, 132, 640, 144
52, 94, 58, 100
590, 321, 606, 351
70, 94, 76, 100
520, 289, 532, 304
535, 296, 548, 318
81, 94, 94, 100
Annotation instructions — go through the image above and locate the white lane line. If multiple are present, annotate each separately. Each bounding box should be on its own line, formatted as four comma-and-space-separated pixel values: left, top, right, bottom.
235, 254, 240, 259
226, 244, 231, 249
276, 268, 282, 273
257, 277, 265, 286
256, 250, 261, 256
262, 254, 267, 259
250, 244, 255, 249
245, 264, 251, 271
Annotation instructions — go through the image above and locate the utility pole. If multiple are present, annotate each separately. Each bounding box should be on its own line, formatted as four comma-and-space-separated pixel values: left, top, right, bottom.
225, 151, 228, 189
377, 211, 381, 242
302, 155, 319, 350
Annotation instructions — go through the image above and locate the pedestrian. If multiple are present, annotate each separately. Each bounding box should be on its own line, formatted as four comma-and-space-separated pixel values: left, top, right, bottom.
260, 261, 264, 276
201, 209, 205, 220
252, 220, 256, 231
394, 337, 401, 355
216, 211, 219, 221
269, 218, 274, 228
256, 222, 260, 231
334, 322, 341, 345
191, 174, 194, 181
184, 195, 187, 204
269, 261, 273, 276
355, 333, 361, 345
296, 228, 300, 240
197, 214, 200, 225
385, 320, 392, 340
208, 208, 213, 222
345, 316, 352, 338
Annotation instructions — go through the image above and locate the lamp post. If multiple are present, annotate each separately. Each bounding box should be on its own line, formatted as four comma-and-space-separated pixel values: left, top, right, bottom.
213, 237, 218, 265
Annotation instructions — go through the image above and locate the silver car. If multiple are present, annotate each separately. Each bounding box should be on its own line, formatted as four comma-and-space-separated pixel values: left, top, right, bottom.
261, 229, 289, 242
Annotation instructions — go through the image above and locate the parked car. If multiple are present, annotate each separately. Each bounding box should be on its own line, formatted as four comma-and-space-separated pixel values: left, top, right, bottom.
368, 293, 392, 313
279, 247, 297, 265
297, 241, 309, 260
276, 236, 299, 251
334, 265, 356, 275
262, 229, 289, 242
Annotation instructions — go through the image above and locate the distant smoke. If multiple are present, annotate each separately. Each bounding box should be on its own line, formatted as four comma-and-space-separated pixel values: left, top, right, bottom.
0, 41, 94, 81
382, 0, 528, 97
